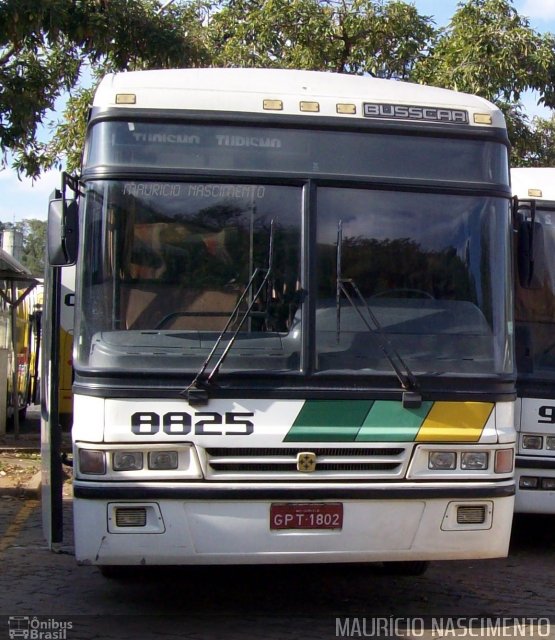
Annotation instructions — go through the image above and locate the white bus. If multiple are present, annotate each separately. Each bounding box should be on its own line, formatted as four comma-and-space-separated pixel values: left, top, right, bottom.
43, 68, 516, 574
512, 167, 555, 513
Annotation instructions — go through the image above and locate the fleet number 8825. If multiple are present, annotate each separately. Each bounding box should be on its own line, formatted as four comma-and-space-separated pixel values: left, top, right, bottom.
131, 411, 254, 436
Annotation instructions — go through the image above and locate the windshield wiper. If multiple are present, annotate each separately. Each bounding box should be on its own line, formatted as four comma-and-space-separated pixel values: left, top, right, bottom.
184, 220, 275, 405
335, 221, 422, 408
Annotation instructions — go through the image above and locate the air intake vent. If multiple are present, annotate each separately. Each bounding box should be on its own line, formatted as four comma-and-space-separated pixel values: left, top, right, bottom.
204, 446, 408, 480
457, 505, 486, 525
115, 507, 147, 527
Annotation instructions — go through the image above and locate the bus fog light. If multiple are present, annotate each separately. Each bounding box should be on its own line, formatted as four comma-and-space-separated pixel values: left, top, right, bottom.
461, 451, 488, 470
113, 451, 143, 471
79, 449, 106, 475
457, 505, 486, 524
428, 451, 456, 470
494, 448, 514, 473
149, 451, 178, 470
115, 507, 147, 527
522, 435, 543, 449
546, 437, 555, 450
519, 476, 539, 489
541, 478, 555, 490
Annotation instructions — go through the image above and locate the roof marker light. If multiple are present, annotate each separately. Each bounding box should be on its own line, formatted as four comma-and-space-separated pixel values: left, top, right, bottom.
116, 93, 136, 105
337, 103, 357, 115
300, 101, 319, 112
263, 99, 283, 111
528, 188, 543, 197
473, 113, 492, 125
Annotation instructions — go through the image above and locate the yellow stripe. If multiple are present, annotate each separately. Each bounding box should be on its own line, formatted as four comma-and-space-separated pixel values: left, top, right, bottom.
416, 402, 494, 442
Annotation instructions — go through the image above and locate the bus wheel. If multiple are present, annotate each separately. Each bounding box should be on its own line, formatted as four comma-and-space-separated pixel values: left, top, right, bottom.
381, 561, 430, 576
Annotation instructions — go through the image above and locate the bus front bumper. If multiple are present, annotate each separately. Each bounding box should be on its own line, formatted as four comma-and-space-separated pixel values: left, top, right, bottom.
515, 456, 555, 513
72, 482, 515, 566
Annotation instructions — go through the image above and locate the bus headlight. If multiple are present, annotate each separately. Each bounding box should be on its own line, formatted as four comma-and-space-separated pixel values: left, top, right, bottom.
522, 435, 543, 450
461, 451, 489, 470
113, 451, 143, 471
428, 451, 456, 470
408, 445, 514, 479
76, 443, 203, 479
149, 451, 178, 470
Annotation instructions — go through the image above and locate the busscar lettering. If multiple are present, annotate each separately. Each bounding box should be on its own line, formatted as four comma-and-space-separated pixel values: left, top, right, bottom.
131, 411, 254, 435
363, 103, 469, 124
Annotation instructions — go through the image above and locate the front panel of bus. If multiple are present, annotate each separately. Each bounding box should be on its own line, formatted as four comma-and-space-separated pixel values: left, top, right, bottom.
70, 109, 516, 566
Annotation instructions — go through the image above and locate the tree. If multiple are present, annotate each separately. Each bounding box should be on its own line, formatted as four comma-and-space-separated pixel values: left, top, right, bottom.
515, 115, 555, 167
412, 0, 555, 164
0, 0, 209, 178
15, 219, 47, 276
206, 0, 436, 78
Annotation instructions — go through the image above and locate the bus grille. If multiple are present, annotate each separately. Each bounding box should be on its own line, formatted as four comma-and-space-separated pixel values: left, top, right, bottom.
204, 447, 408, 480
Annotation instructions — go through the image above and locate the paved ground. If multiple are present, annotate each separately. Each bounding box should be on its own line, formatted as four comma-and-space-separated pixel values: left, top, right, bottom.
1, 407, 554, 639
1, 494, 554, 639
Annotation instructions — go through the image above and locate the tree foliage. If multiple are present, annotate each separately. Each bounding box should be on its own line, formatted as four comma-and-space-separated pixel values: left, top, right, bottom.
515, 116, 555, 167
412, 0, 555, 165
206, 0, 435, 78
0, 0, 208, 177
413, 0, 555, 106
16, 219, 47, 276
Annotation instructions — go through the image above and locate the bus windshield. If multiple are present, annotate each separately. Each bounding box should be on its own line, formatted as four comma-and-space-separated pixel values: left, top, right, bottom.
515, 202, 555, 381
75, 121, 513, 381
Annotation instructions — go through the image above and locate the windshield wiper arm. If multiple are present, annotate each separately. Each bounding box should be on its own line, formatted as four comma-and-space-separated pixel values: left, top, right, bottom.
184, 220, 275, 405
336, 221, 421, 408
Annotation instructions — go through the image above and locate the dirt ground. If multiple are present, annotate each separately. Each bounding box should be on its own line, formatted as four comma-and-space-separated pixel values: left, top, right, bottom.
0, 451, 41, 488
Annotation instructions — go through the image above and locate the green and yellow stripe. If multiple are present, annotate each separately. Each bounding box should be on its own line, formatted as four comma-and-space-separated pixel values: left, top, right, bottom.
284, 400, 494, 443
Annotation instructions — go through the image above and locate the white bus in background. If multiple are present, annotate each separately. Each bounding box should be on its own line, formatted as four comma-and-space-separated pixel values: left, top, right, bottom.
43, 68, 516, 575
512, 167, 555, 513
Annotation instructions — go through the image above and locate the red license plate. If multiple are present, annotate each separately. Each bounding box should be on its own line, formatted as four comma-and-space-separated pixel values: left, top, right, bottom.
270, 503, 343, 530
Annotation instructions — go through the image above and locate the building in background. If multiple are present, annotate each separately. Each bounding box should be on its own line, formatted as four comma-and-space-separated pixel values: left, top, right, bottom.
0, 224, 24, 263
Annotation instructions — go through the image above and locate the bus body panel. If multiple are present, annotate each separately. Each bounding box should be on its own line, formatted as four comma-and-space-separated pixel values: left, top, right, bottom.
515, 397, 555, 513
72, 394, 515, 565
73, 494, 514, 566
512, 167, 555, 513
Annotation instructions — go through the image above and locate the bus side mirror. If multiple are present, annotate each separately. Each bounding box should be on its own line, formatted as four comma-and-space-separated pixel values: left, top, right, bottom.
47, 191, 79, 266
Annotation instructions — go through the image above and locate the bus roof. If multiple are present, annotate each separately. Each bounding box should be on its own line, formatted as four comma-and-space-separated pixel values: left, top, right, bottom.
93, 68, 505, 129
511, 167, 555, 201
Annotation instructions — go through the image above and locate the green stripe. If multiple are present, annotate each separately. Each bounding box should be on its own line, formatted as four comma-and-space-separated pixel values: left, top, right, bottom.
356, 400, 433, 442
284, 400, 374, 442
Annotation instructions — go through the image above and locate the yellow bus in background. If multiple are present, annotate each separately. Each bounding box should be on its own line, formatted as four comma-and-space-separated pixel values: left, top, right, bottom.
0, 250, 42, 425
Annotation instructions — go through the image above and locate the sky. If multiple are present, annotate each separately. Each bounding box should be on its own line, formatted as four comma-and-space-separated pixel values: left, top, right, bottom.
1, 0, 555, 224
